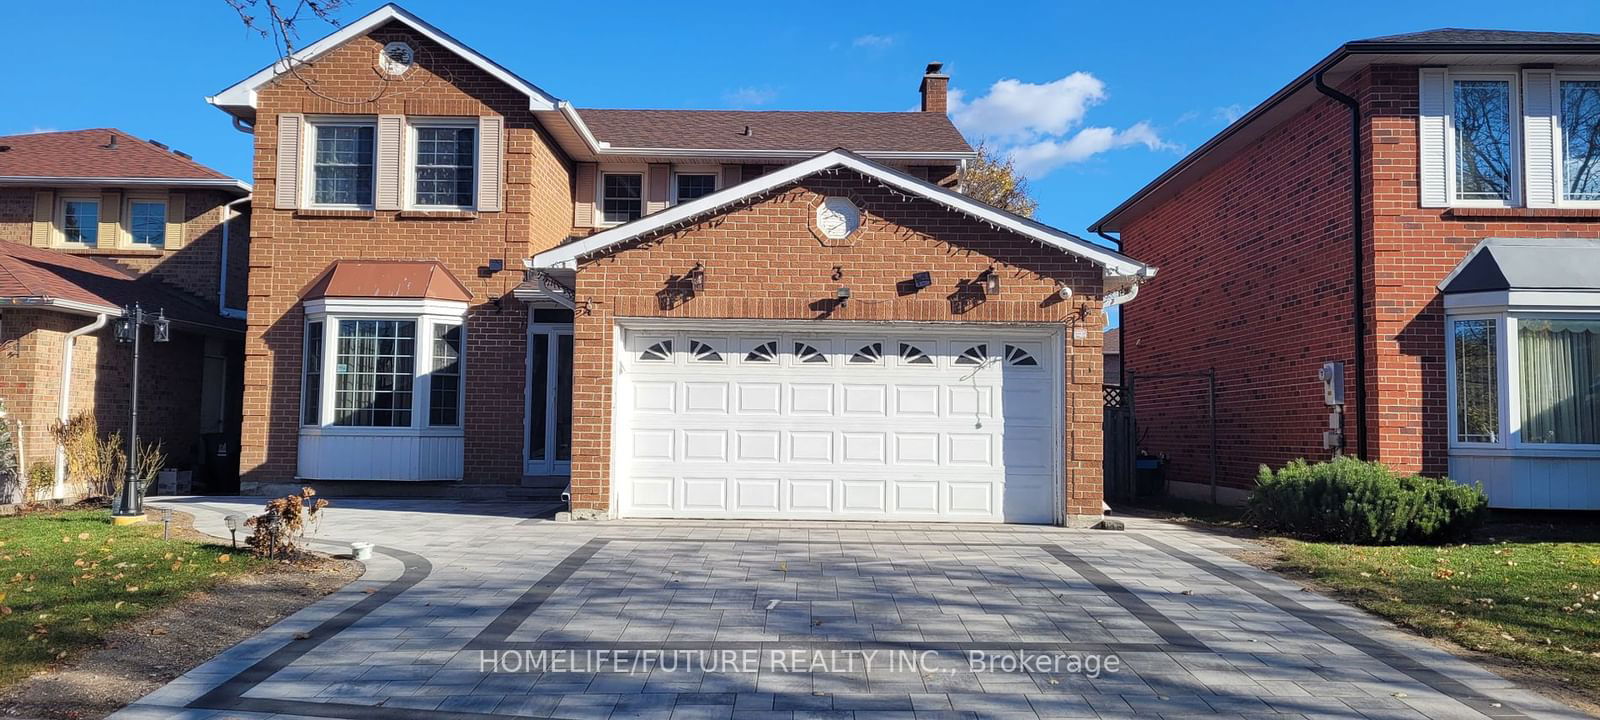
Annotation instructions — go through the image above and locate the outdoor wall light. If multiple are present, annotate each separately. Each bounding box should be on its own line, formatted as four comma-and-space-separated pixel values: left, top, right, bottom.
912, 271, 932, 289
113, 316, 135, 344
688, 262, 706, 293
152, 311, 170, 343
982, 270, 1001, 296
836, 286, 852, 306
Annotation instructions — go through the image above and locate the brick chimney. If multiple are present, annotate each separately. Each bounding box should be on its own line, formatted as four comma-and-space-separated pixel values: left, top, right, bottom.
919, 62, 948, 113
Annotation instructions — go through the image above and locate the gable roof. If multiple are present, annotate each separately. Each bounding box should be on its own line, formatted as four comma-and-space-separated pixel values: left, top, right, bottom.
575, 110, 972, 157
1439, 238, 1600, 294
532, 149, 1151, 278
1093, 28, 1600, 233
300, 260, 472, 302
0, 129, 248, 193
208, 3, 560, 120
0, 243, 242, 332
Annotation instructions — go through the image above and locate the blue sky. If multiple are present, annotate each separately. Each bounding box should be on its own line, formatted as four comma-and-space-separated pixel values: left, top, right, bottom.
4, 0, 1595, 242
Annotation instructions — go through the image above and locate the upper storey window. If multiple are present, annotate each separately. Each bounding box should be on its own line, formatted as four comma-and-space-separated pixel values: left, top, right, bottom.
601, 173, 643, 224
1559, 79, 1600, 202
311, 122, 376, 207
413, 123, 476, 208
1451, 77, 1515, 203
673, 173, 718, 203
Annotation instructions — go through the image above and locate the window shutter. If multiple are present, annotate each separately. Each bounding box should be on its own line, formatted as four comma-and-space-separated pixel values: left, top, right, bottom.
375, 114, 404, 211
164, 192, 186, 250
646, 163, 670, 213
574, 162, 596, 227
477, 116, 504, 212
99, 190, 122, 248
275, 113, 304, 210
1418, 68, 1449, 208
1523, 69, 1557, 208
30, 190, 53, 247
720, 164, 741, 190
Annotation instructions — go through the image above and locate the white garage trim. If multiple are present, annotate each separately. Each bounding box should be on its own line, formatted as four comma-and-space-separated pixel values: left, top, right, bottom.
608, 319, 1067, 524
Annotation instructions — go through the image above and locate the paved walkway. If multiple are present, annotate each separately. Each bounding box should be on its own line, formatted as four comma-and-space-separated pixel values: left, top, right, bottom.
109, 498, 1589, 720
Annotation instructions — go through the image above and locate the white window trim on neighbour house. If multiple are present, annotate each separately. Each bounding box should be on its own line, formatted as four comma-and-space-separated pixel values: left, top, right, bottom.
597, 166, 647, 226
406, 117, 478, 211
304, 117, 379, 210
299, 297, 468, 435
55, 195, 101, 248
1444, 294, 1600, 458
1422, 66, 1600, 210
125, 195, 167, 247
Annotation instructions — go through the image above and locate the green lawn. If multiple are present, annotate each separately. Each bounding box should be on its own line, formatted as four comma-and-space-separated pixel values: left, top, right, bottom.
1275, 534, 1600, 696
0, 510, 264, 686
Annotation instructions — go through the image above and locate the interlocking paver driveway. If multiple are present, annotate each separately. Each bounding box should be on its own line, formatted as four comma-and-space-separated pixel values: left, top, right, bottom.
109, 499, 1591, 720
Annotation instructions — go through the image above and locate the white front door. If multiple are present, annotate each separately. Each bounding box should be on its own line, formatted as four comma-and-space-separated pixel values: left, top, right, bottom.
525, 320, 573, 476
614, 322, 1062, 523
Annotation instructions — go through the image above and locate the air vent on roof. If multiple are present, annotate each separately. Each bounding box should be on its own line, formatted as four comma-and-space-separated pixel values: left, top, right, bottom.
741, 125, 752, 136
148, 139, 168, 150
173, 150, 192, 160
0, 145, 11, 153
104, 135, 118, 150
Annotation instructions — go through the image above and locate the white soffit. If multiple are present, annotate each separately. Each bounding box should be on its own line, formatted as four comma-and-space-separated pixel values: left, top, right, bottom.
532, 149, 1153, 278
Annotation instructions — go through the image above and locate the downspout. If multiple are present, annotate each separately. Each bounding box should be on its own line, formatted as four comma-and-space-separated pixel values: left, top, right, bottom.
218, 195, 252, 319
1313, 70, 1368, 460
56, 313, 111, 497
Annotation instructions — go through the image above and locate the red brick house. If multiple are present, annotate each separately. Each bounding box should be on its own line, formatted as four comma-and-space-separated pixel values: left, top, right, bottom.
209, 4, 1154, 524
1093, 30, 1600, 509
0, 129, 250, 500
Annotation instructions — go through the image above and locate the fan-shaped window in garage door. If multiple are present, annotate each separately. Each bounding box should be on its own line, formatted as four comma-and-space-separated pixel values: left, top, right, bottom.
793, 342, 829, 364
689, 339, 723, 362
954, 343, 988, 366
1004, 344, 1038, 367
898, 342, 933, 365
849, 342, 882, 364
639, 340, 673, 362
744, 341, 778, 363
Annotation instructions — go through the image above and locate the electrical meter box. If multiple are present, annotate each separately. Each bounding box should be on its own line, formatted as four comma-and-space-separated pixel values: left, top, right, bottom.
1319, 361, 1346, 406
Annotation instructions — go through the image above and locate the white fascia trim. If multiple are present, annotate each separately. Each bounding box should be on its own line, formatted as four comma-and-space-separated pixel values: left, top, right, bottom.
304, 297, 469, 316
1445, 290, 1600, 310
0, 177, 252, 193
207, 3, 560, 115
592, 147, 978, 161
0, 297, 123, 317
531, 150, 1152, 277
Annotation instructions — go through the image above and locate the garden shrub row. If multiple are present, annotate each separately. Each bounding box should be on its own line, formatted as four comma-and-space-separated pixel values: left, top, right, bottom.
1247, 457, 1487, 545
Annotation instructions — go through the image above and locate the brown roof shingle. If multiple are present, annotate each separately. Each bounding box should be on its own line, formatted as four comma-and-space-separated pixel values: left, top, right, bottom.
0, 242, 240, 332
578, 110, 972, 154
0, 128, 235, 182
300, 260, 473, 302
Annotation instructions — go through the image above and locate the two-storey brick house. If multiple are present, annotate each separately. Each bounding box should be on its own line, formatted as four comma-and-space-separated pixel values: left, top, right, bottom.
1094, 30, 1600, 509
0, 128, 251, 500
210, 4, 1154, 524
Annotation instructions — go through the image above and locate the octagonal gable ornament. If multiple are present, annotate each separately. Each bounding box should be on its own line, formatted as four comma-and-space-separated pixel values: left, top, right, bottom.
811, 195, 863, 246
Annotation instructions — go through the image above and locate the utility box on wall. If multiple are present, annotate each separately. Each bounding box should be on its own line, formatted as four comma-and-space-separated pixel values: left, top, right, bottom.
1319, 361, 1345, 406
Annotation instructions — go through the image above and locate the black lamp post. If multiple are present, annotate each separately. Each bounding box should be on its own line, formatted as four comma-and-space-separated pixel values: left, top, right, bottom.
111, 303, 169, 525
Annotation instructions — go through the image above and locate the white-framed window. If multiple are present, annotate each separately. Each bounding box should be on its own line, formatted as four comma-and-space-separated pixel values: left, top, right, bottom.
300, 300, 466, 431
672, 172, 718, 204
1446, 308, 1600, 451
1447, 72, 1520, 206
1556, 74, 1600, 204
410, 120, 476, 209
57, 196, 100, 247
308, 119, 376, 208
128, 198, 166, 246
600, 172, 644, 224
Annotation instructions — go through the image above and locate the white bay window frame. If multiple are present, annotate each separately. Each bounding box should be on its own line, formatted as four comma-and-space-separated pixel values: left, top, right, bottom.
1445, 294, 1600, 457
300, 298, 467, 434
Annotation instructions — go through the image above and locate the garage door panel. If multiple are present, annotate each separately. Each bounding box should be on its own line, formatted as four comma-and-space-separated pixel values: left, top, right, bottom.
618, 326, 1060, 523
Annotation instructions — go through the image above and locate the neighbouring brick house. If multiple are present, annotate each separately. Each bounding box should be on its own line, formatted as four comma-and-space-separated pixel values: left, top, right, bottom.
0, 129, 250, 500
209, 3, 1154, 524
1093, 30, 1600, 509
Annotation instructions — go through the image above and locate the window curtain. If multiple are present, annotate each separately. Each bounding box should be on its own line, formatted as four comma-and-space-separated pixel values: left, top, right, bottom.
1519, 319, 1600, 444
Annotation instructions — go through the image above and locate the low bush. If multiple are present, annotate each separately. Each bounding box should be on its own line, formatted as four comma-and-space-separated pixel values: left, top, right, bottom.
1247, 457, 1487, 544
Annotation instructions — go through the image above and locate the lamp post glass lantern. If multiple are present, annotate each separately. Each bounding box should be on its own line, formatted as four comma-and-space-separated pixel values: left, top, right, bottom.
111, 303, 169, 525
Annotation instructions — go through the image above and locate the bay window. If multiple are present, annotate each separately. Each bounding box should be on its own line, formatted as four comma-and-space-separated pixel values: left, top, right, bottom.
299, 301, 465, 431
1447, 312, 1600, 450
1451, 318, 1499, 443
1518, 318, 1600, 445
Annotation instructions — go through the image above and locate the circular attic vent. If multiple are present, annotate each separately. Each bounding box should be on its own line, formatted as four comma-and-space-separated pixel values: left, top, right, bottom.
379, 42, 415, 76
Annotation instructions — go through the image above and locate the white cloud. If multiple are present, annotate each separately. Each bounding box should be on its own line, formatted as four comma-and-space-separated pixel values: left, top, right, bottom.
1214, 104, 1246, 123
949, 72, 1178, 178
723, 87, 777, 107
852, 34, 894, 49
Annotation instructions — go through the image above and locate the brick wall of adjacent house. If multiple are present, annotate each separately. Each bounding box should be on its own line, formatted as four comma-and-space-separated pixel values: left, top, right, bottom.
0, 309, 206, 498
1118, 77, 1361, 492
1120, 66, 1600, 492
1361, 65, 1600, 477
569, 171, 1109, 520
0, 188, 249, 310
241, 21, 572, 489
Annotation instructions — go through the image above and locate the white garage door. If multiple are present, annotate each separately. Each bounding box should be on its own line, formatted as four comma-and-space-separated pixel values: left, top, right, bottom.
615, 323, 1062, 523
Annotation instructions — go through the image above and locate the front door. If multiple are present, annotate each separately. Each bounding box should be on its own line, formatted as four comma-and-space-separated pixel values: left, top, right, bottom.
525, 313, 574, 476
